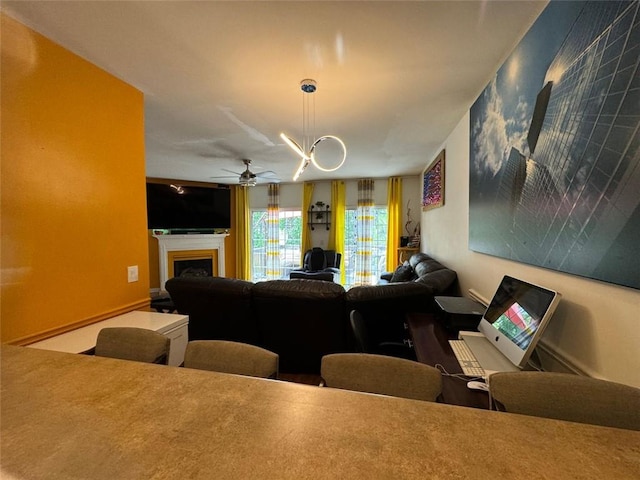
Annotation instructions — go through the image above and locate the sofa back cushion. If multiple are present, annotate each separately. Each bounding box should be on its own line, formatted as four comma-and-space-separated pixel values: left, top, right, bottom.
252, 279, 347, 373
413, 258, 446, 277
409, 253, 432, 269
165, 276, 257, 344
346, 282, 434, 345
415, 268, 458, 294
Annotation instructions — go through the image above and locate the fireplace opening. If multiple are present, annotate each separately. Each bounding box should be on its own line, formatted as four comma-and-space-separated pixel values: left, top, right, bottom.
174, 258, 213, 278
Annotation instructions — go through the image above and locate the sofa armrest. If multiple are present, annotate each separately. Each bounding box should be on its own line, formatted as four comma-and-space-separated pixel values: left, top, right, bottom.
380, 272, 393, 281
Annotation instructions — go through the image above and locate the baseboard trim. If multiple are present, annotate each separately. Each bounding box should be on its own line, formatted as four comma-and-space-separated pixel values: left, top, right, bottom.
467, 288, 489, 306
536, 341, 588, 376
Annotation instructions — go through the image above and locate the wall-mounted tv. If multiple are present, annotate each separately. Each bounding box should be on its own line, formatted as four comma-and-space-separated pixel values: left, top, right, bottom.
146, 182, 231, 231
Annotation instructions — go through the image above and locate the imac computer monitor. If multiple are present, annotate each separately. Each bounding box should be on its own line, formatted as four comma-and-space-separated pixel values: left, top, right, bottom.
477, 276, 561, 369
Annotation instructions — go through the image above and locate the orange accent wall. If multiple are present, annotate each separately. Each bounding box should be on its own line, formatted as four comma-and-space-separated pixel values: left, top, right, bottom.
1, 14, 150, 343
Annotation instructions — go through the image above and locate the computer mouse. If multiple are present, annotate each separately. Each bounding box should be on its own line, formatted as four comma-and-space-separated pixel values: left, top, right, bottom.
467, 381, 490, 392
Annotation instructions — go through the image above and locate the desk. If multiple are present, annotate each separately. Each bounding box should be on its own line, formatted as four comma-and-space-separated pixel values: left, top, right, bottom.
2, 346, 638, 479
407, 312, 489, 409
27, 310, 188, 366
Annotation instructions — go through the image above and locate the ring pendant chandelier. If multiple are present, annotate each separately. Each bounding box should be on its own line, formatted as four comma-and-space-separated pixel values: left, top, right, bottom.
280, 79, 347, 181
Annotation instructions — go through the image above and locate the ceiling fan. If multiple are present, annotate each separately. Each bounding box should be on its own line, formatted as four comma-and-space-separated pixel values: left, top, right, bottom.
211, 159, 279, 187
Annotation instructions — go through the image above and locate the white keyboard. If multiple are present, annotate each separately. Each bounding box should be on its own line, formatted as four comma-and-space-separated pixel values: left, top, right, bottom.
449, 340, 486, 377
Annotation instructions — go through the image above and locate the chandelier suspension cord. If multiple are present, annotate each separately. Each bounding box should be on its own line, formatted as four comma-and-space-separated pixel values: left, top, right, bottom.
281, 78, 346, 181
301, 87, 316, 153
302, 88, 307, 153
311, 92, 316, 151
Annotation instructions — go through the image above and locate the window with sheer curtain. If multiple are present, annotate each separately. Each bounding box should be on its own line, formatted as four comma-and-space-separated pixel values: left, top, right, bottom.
343, 207, 388, 287
265, 184, 280, 280
251, 209, 302, 282
343, 179, 388, 287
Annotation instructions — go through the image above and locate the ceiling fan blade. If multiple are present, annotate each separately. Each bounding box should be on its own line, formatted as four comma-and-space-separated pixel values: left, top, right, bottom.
221, 168, 242, 175
255, 170, 278, 178
210, 174, 239, 179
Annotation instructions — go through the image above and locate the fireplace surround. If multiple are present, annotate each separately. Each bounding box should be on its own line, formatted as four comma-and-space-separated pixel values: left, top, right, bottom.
154, 234, 228, 292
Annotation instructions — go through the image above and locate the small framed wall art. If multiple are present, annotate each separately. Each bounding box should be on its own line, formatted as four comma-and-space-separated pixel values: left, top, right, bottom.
422, 149, 445, 211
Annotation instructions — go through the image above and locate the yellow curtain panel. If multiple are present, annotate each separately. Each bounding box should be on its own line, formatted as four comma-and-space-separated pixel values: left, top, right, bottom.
234, 186, 251, 280
386, 177, 402, 271
329, 180, 346, 284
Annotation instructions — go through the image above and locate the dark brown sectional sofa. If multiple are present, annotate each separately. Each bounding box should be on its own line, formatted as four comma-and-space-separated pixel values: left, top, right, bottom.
165, 253, 458, 374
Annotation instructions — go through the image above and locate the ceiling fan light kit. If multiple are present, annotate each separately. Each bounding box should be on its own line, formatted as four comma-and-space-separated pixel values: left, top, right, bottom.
238, 159, 258, 187
280, 79, 347, 181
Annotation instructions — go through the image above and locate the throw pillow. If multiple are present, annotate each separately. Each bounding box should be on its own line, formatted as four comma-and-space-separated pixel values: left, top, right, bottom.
390, 264, 415, 283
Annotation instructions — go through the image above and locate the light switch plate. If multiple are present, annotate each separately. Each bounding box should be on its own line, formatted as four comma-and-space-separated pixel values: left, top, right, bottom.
127, 265, 139, 283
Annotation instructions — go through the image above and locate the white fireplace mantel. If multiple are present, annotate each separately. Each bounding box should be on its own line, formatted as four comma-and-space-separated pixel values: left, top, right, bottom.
154, 234, 228, 291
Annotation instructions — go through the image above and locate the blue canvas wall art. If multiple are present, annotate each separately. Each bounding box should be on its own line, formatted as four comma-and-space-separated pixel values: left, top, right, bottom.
469, 0, 640, 290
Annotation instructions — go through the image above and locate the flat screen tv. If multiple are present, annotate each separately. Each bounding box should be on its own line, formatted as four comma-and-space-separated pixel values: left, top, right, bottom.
477, 275, 561, 369
146, 182, 231, 231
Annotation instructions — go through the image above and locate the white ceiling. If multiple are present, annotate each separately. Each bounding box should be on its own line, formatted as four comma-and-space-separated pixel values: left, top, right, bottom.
2, 0, 547, 185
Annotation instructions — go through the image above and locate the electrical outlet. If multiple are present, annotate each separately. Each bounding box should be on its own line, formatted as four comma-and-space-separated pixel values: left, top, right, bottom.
127, 265, 139, 283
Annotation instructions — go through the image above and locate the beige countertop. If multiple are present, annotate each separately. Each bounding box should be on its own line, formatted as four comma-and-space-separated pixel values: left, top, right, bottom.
1, 345, 639, 479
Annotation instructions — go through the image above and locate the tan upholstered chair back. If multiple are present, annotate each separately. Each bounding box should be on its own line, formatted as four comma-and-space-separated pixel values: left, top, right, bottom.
95, 327, 170, 364
321, 353, 442, 402
489, 371, 640, 431
184, 340, 279, 379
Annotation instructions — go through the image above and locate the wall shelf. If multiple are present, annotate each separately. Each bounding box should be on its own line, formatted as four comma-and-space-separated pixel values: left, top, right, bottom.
308, 204, 330, 231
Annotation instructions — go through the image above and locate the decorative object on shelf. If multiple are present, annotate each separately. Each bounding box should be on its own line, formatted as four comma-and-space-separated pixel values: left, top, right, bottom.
314, 201, 326, 219
308, 202, 331, 230
404, 199, 420, 237
403, 198, 421, 248
280, 79, 347, 181
422, 149, 445, 211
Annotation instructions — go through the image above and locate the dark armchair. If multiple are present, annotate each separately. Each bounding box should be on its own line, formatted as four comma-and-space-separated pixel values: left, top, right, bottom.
289, 247, 342, 283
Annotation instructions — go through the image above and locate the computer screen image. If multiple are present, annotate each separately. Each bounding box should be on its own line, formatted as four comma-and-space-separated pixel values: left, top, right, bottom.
478, 275, 561, 369
492, 302, 540, 350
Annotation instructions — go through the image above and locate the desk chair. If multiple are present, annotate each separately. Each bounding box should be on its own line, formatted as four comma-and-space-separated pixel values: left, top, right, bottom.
95, 327, 170, 364
489, 371, 640, 431
289, 247, 341, 282
320, 353, 442, 402
184, 340, 279, 379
